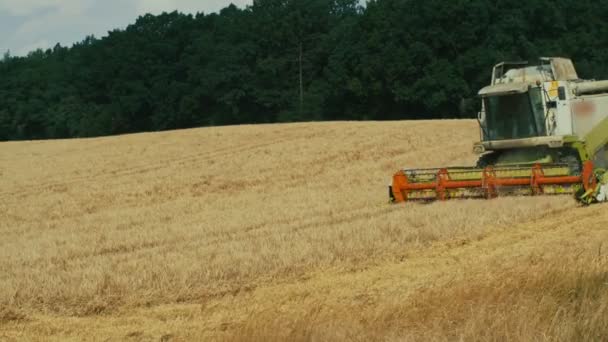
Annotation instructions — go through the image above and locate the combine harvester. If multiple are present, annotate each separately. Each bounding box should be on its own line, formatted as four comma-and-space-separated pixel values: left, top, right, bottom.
390, 57, 608, 204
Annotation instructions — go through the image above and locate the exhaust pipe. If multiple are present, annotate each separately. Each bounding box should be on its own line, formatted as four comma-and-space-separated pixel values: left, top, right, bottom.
574, 80, 608, 96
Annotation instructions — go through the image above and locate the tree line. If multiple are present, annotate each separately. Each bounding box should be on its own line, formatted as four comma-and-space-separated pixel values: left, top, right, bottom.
1, 0, 607, 140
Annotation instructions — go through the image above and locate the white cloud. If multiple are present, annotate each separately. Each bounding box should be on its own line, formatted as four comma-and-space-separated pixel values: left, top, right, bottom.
0, 0, 87, 16
16, 39, 49, 55
0, 0, 252, 56
135, 0, 251, 15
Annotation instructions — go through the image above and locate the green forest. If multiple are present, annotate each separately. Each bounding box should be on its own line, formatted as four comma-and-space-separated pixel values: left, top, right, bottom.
1, 0, 607, 141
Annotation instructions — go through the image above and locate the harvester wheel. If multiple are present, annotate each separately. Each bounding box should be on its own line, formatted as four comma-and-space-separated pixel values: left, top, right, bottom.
476, 152, 500, 168
558, 154, 582, 175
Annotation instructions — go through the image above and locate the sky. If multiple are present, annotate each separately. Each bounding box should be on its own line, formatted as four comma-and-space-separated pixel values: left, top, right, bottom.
0, 0, 252, 56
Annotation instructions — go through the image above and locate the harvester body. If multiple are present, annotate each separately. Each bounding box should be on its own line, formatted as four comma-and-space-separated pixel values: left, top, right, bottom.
391, 58, 608, 204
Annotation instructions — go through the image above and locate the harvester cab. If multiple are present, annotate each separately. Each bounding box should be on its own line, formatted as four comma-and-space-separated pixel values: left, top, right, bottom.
390, 57, 608, 204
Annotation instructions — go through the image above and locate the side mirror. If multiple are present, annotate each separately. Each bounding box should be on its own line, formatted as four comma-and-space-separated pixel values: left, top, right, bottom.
558, 86, 567, 100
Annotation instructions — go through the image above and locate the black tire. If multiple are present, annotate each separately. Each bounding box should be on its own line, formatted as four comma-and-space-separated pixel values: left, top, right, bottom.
476, 152, 499, 168
558, 154, 582, 175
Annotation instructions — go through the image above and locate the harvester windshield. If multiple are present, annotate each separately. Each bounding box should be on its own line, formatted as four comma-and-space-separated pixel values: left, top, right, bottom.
483, 88, 545, 140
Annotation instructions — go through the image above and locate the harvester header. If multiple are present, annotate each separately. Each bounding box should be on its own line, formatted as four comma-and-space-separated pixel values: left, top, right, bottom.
390, 58, 608, 204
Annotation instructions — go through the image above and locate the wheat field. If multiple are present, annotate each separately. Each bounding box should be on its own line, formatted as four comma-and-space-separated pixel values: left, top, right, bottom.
1, 120, 607, 341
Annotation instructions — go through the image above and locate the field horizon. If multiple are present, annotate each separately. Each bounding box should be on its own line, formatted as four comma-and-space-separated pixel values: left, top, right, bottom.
1, 120, 607, 341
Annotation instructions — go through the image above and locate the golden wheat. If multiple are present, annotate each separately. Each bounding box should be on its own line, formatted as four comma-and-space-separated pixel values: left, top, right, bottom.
1, 120, 606, 341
